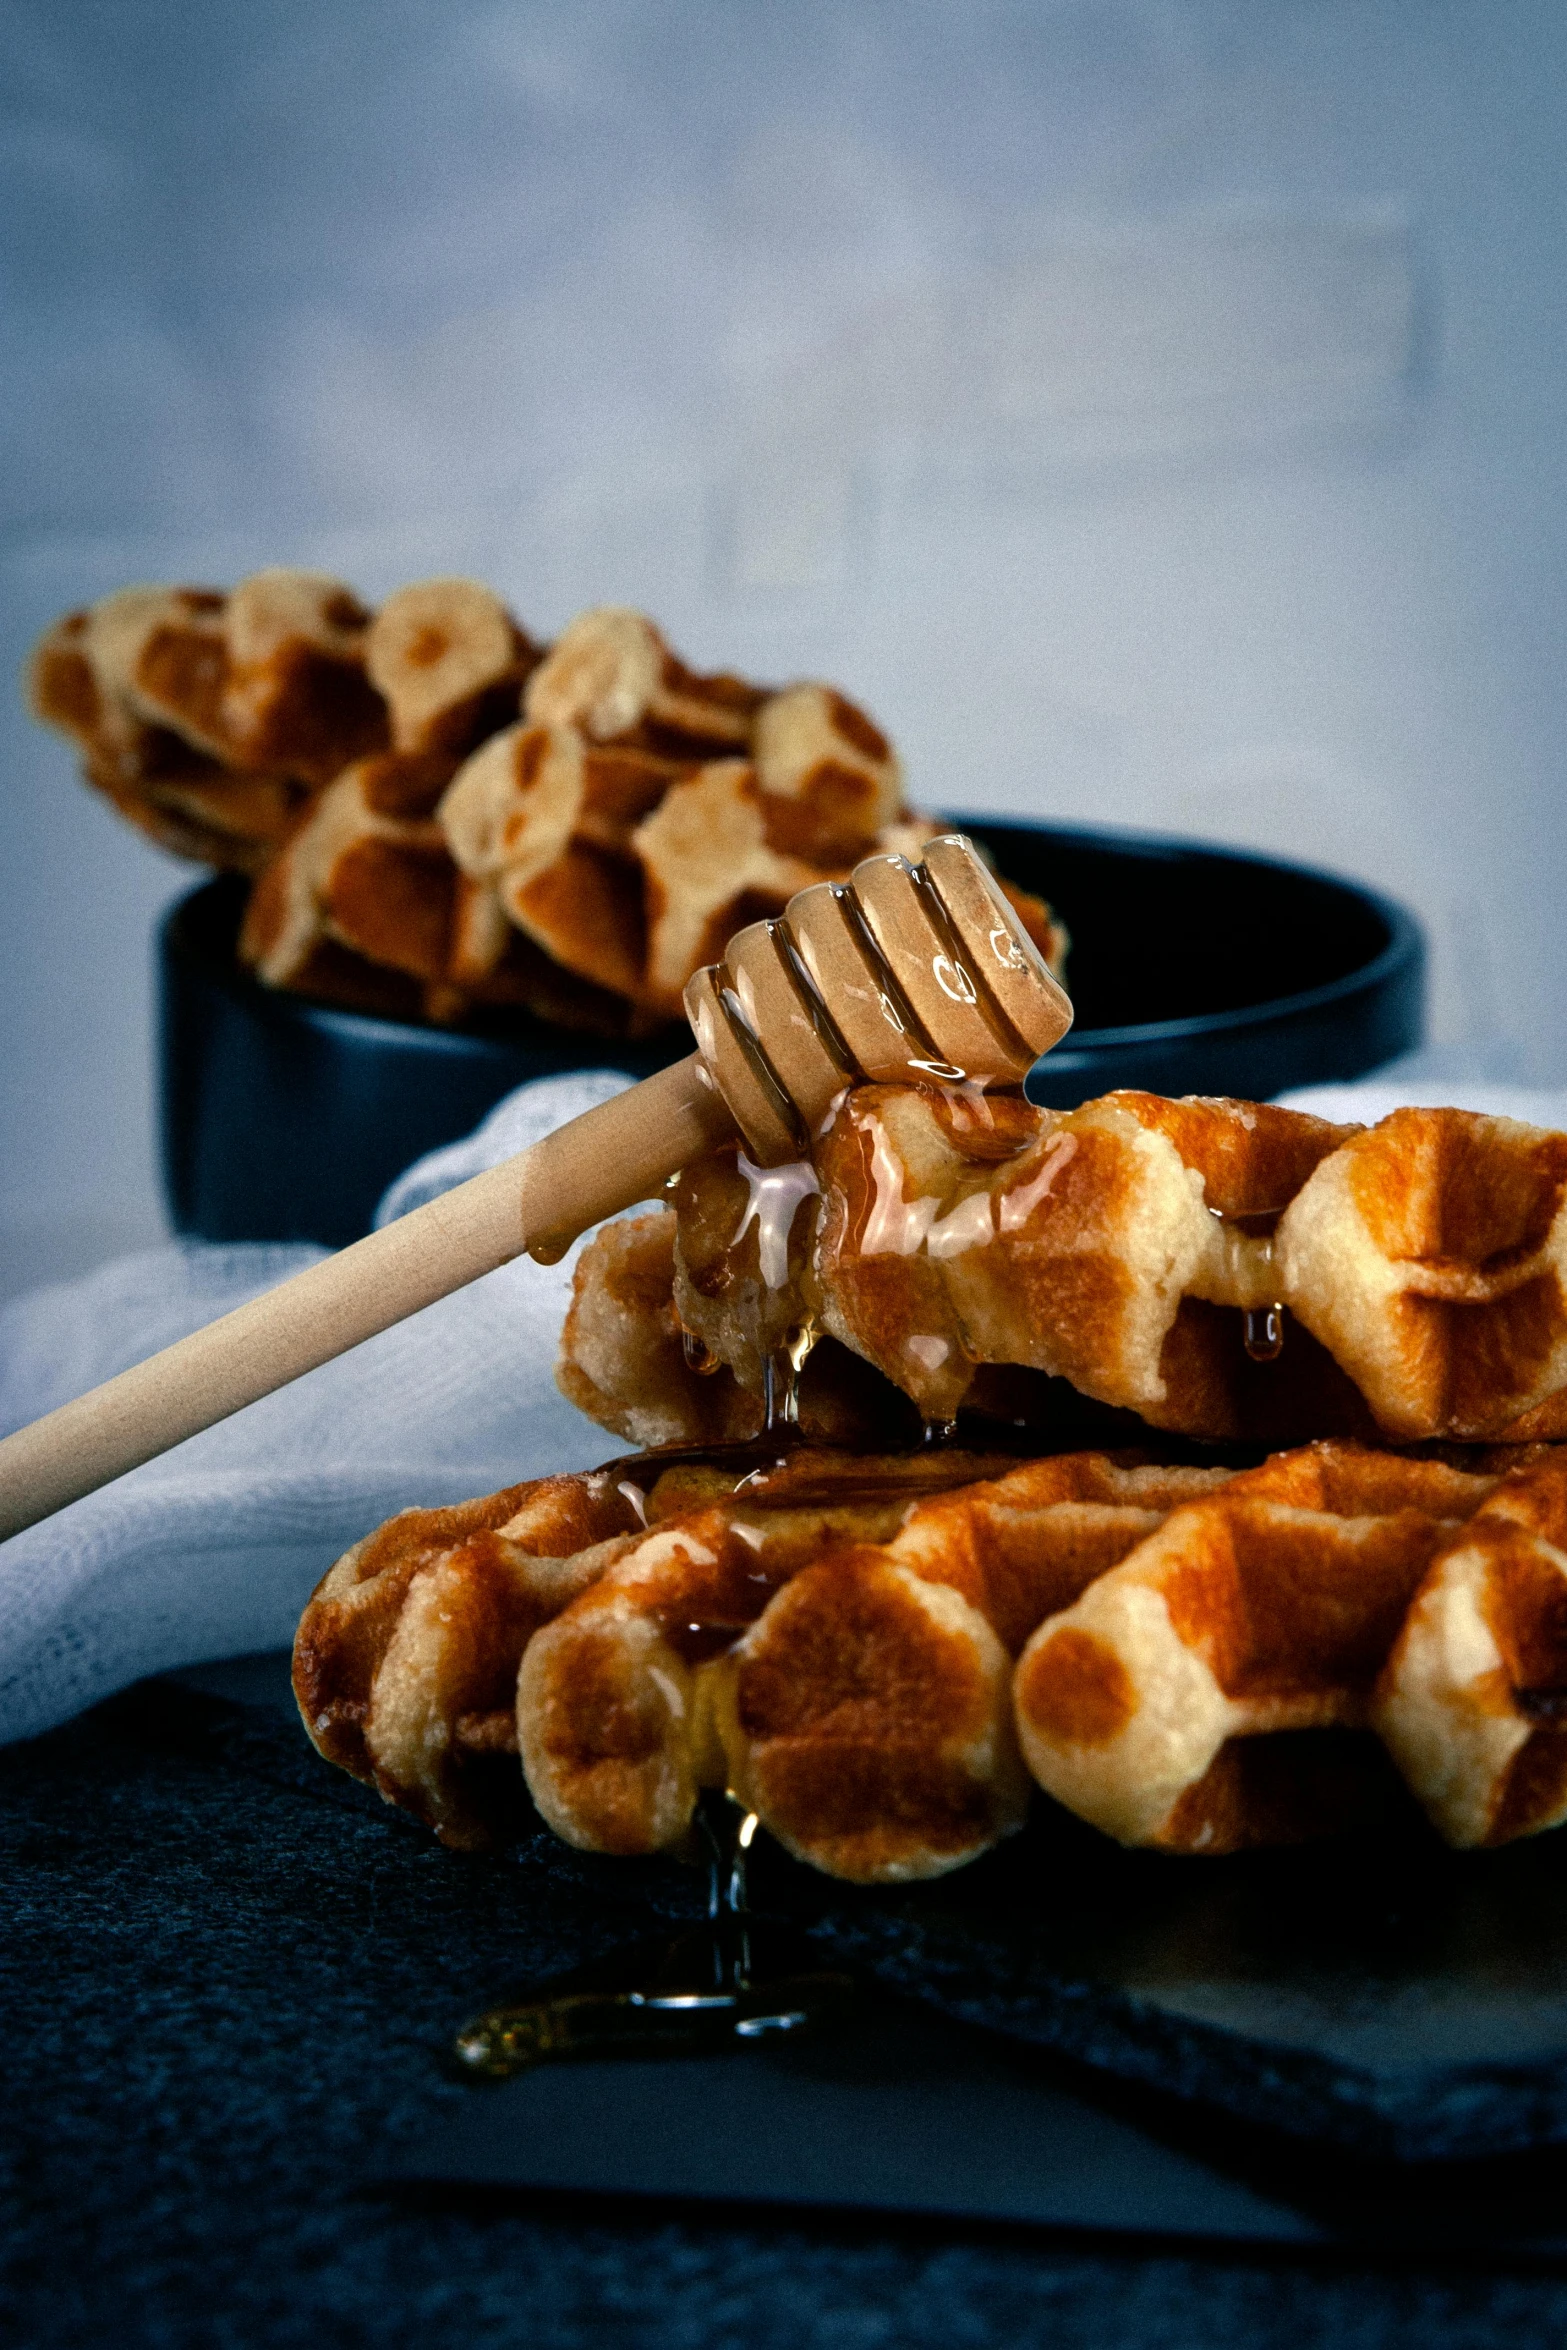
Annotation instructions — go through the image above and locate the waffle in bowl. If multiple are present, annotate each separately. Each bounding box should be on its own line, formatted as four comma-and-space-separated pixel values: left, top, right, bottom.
30, 578, 1066, 1037
26, 578, 374, 873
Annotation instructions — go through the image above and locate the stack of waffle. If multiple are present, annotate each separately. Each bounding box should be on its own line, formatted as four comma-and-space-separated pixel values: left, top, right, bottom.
29, 577, 1065, 1034
294, 1086, 1567, 1881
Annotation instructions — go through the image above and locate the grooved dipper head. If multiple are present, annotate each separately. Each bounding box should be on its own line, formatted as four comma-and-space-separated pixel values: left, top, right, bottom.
684, 834, 1073, 1164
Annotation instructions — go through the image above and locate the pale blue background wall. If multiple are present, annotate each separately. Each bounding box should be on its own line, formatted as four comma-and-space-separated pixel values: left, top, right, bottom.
2, 0, 1564, 1295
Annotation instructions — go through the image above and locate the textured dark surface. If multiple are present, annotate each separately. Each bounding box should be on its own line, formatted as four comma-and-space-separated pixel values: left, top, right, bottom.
809, 1806, 1567, 2162
4, 1664, 1567, 2348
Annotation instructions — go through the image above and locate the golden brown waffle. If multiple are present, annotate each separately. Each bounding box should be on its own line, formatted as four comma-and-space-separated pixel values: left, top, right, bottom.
437, 721, 669, 1009
28, 599, 315, 874
293, 1467, 649, 1847
523, 605, 764, 754
1014, 1444, 1505, 1853
554, 1212, 766, 1451
239, 751, 458, 998
234, 744, 630, 1030
654, 1088, 1567, 1448
295, 1436, 1567, 1876
28, 574, 389, 812
699, 1451, 1232, 1880
517, 1446, 1027, 1873
365, 578, 538, 757
557, 1210, 933, 1451
296, 1444, 1027, 1858
1276, 1108, 1567, 1439
631, 761, 822, 1014
1376, 1452, 1567, 1845
31, 578, 1065, 1030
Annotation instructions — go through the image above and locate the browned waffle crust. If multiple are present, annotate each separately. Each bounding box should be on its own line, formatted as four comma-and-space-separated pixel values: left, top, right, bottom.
632, 1088, 1567, 1449
294, 1436, 1567, 1879
30, 583, 1064, 1033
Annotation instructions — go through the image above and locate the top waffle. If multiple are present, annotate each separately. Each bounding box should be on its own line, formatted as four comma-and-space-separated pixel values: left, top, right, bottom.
29, 578, 1066, 1033
563, 1086, 1567, 1449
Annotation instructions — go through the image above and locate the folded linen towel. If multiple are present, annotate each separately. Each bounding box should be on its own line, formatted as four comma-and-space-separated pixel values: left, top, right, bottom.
1, 1061, 1563, 1746
0, 1072, 632, 1743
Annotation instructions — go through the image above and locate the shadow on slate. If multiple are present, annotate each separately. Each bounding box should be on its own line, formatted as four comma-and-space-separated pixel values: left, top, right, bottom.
394, 1988, 1567, 2261
793, 1802, 1567, 2165
173, 1652, 1567, 2199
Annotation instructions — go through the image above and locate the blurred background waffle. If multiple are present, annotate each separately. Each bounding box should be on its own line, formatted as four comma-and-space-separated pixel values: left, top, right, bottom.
27, 569, 1426, 1245
30, 575, 1065, 1038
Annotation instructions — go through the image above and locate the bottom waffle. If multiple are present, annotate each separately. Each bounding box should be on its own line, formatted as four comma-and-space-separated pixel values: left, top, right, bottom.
294, 1438, 1567, 1879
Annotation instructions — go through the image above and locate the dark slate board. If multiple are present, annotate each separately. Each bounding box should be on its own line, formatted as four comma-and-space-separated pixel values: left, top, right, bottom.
398, 1990, 1329, 2244
172, 1652, 1567, 2171
395, 1986, 1567, 2256
19, 1650, 1567, 2350
794, 1809, 1567, 2163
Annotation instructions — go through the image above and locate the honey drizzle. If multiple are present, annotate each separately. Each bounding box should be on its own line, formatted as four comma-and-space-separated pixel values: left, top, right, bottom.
681, 1328, 723, 1376
762, 1322, 819, 1430
1243, 1304, 1286, 1362
452, 1796, 854, 2078
768, 1317, 820, 1429
732, 1152, 820, 1291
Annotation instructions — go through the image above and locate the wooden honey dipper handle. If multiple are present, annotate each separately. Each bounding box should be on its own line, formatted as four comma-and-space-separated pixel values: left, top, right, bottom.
0, 1058, 733, 1541
0, 836, 1071, 1541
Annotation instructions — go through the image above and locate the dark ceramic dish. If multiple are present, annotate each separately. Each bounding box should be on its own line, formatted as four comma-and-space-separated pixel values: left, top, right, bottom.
159, 817, 1424, 1246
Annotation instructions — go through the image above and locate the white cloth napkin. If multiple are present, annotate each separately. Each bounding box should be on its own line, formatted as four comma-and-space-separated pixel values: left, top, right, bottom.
3, 1058, 1565, 1747
0, 1071, 633, 1744
1274, 1073, 1567, 1130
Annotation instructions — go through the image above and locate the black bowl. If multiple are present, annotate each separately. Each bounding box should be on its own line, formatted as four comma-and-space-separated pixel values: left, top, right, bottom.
159, 819, 1423, 1246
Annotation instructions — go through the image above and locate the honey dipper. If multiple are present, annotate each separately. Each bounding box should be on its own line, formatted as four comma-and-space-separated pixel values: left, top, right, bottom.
0, 836, 1072, 1539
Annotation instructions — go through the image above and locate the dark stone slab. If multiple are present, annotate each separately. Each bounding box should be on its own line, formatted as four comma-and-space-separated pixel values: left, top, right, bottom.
798, 1812, 1567, 2163
179, 1652, 1567, 2161
7, 1651, 1567, 2347
397, 1985, 1567, 2258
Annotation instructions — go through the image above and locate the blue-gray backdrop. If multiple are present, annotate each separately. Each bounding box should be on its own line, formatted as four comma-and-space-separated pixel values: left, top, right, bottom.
3, 0, 1563, 1295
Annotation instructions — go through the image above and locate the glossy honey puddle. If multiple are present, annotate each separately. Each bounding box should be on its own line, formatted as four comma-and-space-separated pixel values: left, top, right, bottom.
454, 1795, 855, 2079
